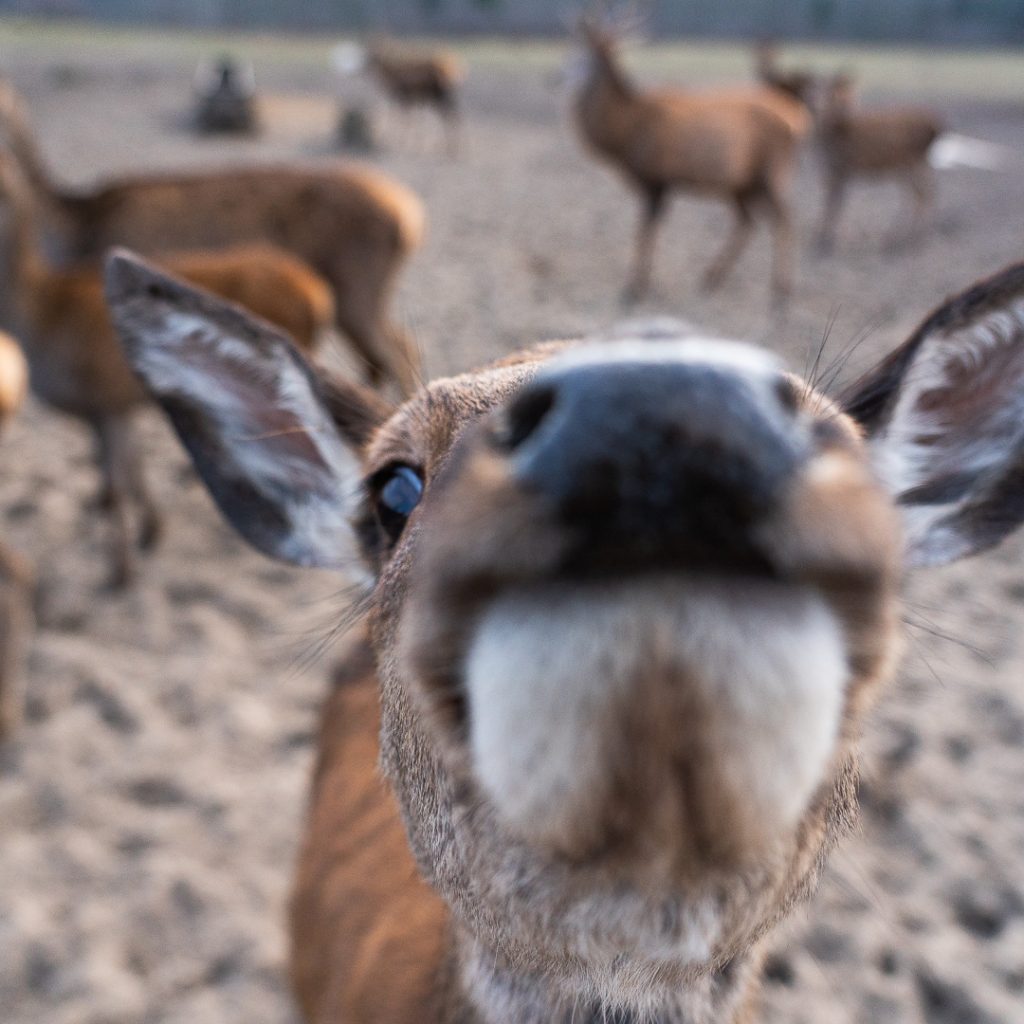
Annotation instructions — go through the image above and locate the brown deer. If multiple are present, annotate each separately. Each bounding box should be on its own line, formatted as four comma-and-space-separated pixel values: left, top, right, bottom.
753, 40, 816, 107
358, 38, 465, 156
0, 153, 338, 587
0, 79, 424, 395
815, 73, 943, 252
573, 15, 808, 304
107, 247, 1024, 1024
0, 328, 32, 740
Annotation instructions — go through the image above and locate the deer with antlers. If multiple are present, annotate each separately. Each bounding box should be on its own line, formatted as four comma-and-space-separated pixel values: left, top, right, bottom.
106, 245, 1024, 1022
572, 11, 808, 304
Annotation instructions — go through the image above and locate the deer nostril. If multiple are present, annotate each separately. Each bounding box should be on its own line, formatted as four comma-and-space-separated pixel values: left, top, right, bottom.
498, 384, 557, 452
774, 375, 802, 415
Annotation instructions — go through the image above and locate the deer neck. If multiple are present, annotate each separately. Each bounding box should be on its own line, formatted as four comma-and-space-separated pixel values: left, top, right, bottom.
0, 197, 53, 339
4, 125, 80, 255
575, 52, 639, 157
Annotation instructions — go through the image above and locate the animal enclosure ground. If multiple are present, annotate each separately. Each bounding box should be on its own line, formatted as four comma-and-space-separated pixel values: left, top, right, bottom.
0, 22, 1022, 1024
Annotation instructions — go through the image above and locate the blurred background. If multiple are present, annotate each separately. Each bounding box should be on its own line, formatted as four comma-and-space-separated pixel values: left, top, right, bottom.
0, 0, 1023, 42
0, 2, 1021, 1024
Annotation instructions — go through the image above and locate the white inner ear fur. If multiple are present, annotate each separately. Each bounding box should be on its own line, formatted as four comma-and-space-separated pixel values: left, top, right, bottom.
465, 577, 847, 856
870, 298, 1024, 567
133, 310, 364, 572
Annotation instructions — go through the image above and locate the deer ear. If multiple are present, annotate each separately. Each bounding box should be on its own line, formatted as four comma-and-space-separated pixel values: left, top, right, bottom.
104, 249, 389, 572
842, 262, 1024, 568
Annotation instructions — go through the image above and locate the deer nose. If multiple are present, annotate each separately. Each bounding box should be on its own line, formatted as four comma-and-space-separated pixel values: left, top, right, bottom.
501, 359, 806, 569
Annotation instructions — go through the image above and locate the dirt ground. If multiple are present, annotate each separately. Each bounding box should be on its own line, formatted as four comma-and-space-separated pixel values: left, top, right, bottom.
0, 24, 1022, 1024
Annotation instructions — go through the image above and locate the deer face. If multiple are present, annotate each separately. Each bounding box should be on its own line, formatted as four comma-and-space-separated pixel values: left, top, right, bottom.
106, 253, 1024, 995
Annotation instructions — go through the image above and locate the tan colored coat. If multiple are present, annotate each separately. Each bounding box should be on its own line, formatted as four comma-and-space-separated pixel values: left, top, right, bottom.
0, 81, 424, 393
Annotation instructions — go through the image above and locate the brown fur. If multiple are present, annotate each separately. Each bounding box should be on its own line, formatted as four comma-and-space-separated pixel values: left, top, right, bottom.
368, 40, 465, 155
753, 41, 816, 106
816, 75, 943, 251
0, 156, 335, 586
285, 353, 897, 1024
574, 18, 808, 302
0, 80, 424, 394
107, 254, 1024, 1023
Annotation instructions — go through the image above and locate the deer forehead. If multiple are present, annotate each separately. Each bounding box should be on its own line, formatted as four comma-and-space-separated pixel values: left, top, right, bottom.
362, 336, 802, 476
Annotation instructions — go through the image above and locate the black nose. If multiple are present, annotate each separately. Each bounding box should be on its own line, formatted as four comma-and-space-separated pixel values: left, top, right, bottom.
502, 359, 805, 571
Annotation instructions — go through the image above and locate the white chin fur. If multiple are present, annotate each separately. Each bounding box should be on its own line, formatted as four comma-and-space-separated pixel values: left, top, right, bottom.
465, 577, 847, 855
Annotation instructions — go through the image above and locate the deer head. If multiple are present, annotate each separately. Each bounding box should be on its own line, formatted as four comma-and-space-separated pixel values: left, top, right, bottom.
106, 251, 1024, 1015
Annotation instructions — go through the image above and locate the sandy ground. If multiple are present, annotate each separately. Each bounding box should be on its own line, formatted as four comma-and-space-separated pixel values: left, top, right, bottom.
0, 27, 1022, 1024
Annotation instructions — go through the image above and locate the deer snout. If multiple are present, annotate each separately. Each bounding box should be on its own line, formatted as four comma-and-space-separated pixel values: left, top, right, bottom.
498, 356, 808, 573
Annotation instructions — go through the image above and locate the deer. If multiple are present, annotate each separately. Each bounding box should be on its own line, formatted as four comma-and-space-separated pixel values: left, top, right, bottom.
106, 244, 1024, 1023
0, 152, 339, 587
814, 73, 944, 253
0, 79, 425, 395
0, 328, 32, 740
572, 14, 808, 305
753, 40, 816, 107
335, 38, 465, 157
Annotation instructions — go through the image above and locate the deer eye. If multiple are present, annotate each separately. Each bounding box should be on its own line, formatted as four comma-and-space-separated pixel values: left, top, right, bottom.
374, 465, 424, 544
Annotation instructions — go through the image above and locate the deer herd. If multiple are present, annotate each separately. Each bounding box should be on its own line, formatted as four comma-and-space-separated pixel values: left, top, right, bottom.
2, 9, 1023, 1024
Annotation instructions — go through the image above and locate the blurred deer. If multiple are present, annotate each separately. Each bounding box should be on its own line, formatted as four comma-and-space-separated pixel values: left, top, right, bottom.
109, 246, 1024, 1023
336, 38, 465, 156
0, 153, 337, 587
0, 329, 31, 740
815, 73, 943, 252
0, 79, 424, 394
573, 12, 808, 304
754, 40, 816, 106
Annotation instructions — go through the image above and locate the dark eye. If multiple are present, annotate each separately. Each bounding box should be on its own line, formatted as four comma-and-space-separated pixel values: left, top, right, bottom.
374, 465, 424, 544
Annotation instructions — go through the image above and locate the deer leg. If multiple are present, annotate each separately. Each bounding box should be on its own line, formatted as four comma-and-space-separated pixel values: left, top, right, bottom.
906, 163, 935, 243
440, 97, 459, 159
121, 421, 162, 552
95, 417, 138, 589
816, 172, 846, 254
330, 258, 423, 399
762, 187, 795, 306
702, 194, 754, 292
0, 572, 32, 741
624, 185, 667, 305
335, 303, 421, 400
0, 538, 34, 590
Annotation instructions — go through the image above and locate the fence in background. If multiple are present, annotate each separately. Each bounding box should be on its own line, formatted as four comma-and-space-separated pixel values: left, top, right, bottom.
0, 0, 1022, 43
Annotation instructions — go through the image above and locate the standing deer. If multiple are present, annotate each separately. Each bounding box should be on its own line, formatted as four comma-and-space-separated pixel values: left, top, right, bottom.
0, 152, 337, 587
815, 73, 943, 252
572, 15, 808, 304
107, 248, 1024, 1024
368, 39, 465, 156
0, 80, 424, 395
